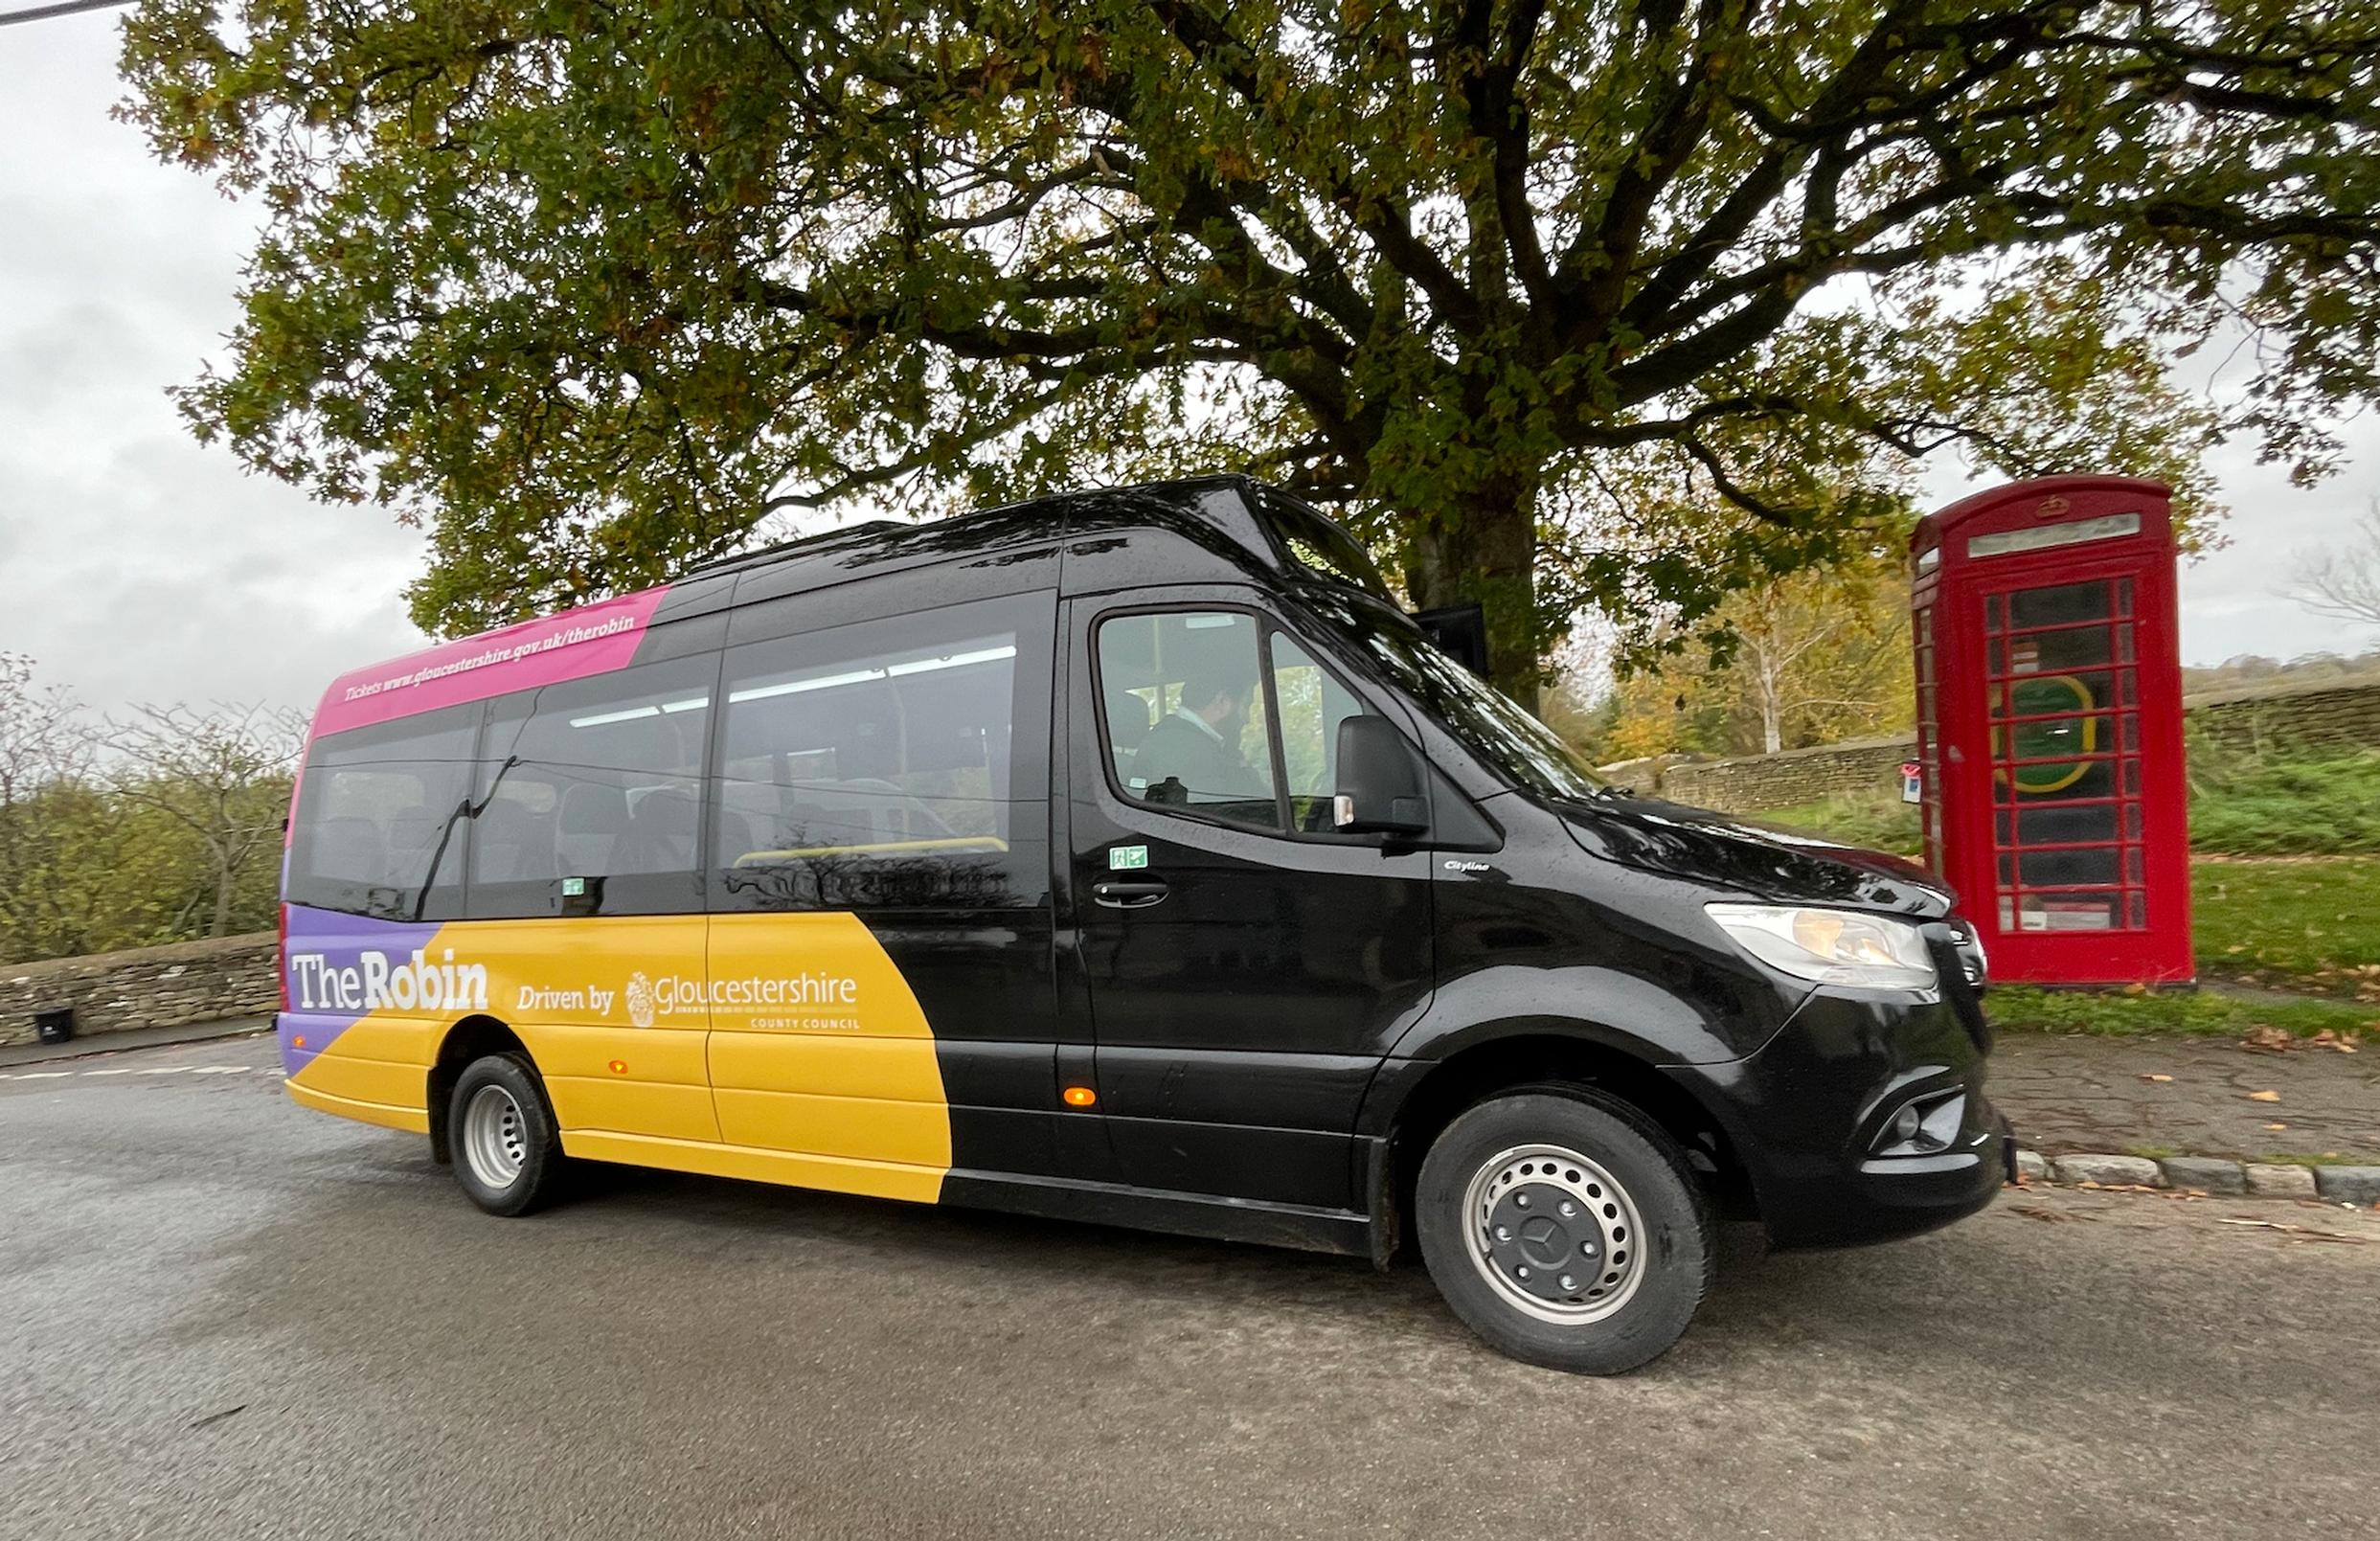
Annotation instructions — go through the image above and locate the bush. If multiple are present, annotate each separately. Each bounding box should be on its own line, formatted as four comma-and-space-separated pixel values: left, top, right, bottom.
2186, 747, 2380, 855
1749, 790, 1921, 854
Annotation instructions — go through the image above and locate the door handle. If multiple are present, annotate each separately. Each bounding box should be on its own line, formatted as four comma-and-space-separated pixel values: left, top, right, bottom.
1091, 877, 1169, 909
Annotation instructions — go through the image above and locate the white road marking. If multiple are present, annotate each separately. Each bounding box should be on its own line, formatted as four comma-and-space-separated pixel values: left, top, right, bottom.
16, 1071, 70, 1080
138, 1066, 191, 1076
83, 1067, 137, 1076
191, 1066, 250, 1075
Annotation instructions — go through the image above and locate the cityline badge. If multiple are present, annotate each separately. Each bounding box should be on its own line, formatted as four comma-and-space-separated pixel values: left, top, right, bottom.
1108, 845, 1149, 871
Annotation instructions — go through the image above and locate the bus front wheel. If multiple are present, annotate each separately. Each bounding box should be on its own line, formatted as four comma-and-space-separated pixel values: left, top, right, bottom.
448, 1054, 566, 1216
1416, 1089, 1712, 1374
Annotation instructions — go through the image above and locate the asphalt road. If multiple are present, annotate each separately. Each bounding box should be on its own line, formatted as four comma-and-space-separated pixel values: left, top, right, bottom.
4, 1033, 2377, 1541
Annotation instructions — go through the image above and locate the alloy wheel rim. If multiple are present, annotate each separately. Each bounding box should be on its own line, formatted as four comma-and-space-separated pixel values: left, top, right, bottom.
1462, 1143, 1647, 1325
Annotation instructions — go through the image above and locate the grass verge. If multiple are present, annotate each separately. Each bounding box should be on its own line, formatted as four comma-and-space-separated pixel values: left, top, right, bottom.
1983, 984, 2376, 1039
2193, 857, 2380, 1002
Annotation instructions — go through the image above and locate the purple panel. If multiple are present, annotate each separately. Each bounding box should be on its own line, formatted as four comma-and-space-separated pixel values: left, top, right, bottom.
279, 906, 447, 1077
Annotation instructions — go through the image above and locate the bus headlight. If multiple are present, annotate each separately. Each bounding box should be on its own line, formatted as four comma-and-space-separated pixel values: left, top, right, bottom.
1705, 904, 1938, 991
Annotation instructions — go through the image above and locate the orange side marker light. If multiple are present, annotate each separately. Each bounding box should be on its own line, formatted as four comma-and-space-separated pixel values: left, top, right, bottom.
291, 1034, 307, 1050
608, 1060, 629, 1076
1062, 1085, 1097, 1107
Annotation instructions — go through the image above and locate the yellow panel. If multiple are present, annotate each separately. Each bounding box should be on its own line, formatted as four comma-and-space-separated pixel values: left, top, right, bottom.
544, 1076, 720, 1143
286, 1077, 431, 1135
708, 1030, 947, 1104
704, 912, 952, 1168
705, 912, 935, 1040
562, 1128, 944, 1205
515, 1021, 711, 1086
710, 1088, 952, 1168
294, 1052, 424, 1109
329, 1015, 441, 1065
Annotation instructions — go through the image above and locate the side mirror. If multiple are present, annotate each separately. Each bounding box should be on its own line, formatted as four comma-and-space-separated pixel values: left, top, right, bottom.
1333, 716, 1430, 837
1410, 602, 1490, 677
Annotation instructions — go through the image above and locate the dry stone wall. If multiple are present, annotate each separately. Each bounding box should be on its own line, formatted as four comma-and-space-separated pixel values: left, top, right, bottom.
1602, 678, 2380, 815
1, 931, 277, 1050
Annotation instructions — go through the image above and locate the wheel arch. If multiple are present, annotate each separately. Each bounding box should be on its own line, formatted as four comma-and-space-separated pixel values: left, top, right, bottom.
1366, 1028, 1756, 1260
426, 1014, 533, 1166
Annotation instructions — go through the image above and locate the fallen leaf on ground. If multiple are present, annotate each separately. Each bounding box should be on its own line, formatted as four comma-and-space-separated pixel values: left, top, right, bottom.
2307, 1030, 2361, 1054
2141, 1072, 2174, 1082
2265, 1122, 2290, 1131
2247, 1089, 2282, 1102
2010, 1205, 2089, 1223
2242, 1025, 2294, 1053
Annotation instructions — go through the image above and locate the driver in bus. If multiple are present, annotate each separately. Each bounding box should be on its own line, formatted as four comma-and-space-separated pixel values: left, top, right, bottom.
1134, 664, 1262, 805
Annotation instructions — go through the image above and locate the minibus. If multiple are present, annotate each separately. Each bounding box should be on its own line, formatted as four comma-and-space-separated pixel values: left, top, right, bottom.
280, 475, 2006, 1372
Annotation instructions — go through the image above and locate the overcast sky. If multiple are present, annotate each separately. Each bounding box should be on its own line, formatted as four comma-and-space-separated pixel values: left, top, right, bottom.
4, 13, 2377, 723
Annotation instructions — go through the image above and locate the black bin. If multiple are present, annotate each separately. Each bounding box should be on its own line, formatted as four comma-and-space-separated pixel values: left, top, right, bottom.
34, 1004, 75, 1046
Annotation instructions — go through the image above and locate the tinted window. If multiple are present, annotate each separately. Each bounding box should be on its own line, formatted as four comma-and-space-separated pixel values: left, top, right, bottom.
1097, 610, 1279, 830
287, 707, 478, 919
467, 653, 717, 917
1262, 631, 1371, 833
1308, 592, 1605, 800
714, 593, 1053, 911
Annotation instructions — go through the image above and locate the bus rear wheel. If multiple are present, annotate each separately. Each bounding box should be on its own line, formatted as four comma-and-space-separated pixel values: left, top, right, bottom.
1416, 1089, 1712, 1374
449, 1054, 566, 1216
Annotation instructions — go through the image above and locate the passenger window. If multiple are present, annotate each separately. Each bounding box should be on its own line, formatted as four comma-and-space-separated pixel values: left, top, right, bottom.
1262, 632, 1371, 833
468, 654, 717, 915
1096, 611, 1281, 830
286, 706, 477, 919
713, 594, 1053, 911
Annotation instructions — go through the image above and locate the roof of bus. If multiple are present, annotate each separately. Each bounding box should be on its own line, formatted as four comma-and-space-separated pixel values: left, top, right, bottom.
307, 475, 1357, 742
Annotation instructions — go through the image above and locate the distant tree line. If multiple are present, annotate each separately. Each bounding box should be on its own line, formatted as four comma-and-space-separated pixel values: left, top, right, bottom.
0, 655, 302, 967
1553, 546, 1915, 764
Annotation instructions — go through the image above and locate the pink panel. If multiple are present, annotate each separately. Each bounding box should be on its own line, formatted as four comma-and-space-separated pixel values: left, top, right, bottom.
309, 585, 670, 737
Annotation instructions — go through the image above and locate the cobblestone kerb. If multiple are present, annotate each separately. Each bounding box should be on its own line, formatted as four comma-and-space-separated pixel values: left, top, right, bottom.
0, 932, 277, 1049
2012, 1146, 2380, 1206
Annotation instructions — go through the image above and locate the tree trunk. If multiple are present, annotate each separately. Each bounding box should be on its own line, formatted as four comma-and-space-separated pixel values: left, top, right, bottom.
1403, 477, 1544, 713
211, 856, 235, 938
1756, 652, 1784, 755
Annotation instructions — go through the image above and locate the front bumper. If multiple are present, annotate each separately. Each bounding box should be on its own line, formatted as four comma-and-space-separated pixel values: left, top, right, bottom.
1665, 980, 2006, 1250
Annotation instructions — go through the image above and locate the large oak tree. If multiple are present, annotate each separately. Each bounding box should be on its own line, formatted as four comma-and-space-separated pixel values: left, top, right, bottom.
124, 0, 2380, 698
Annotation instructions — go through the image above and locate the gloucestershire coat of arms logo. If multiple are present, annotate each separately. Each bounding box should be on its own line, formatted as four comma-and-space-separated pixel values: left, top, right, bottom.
623, 971, 656, 1029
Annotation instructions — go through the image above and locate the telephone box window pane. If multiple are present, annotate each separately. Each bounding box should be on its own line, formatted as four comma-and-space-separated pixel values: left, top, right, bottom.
2123, 759, 2143, 796
2011, 625, 2112, 671
2116, 624, 2135, 664
2020, 847, 2119, 888
2119, 671, 2139, 707
2008, 580, 2113, 630
2013, 893, 2120, 932
2129, 893, 2148, 928
1987, 639, 2003, 675
2009, 800, 2119, 850
2117, 577, 2135, 616
2125, 847, 2144, 883
1985, 596, 2005, 634
2124, 804, 2142, 838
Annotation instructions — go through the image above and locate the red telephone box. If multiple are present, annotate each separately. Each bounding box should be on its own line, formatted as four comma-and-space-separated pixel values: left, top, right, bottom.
1911, 476, 2192, 985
